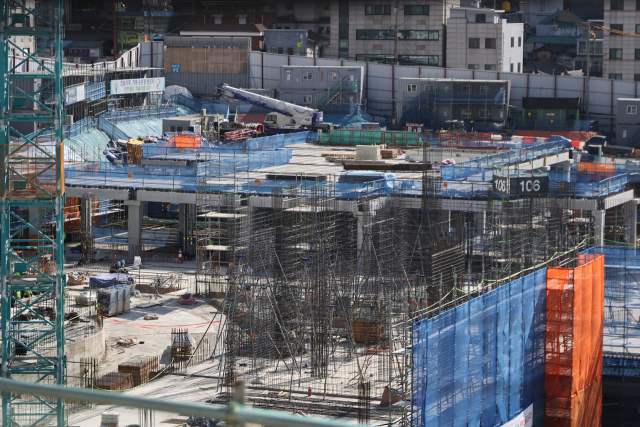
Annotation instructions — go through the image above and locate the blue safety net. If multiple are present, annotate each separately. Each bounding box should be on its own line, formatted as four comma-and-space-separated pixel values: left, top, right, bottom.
441, 141, 564, 181
587, 246, 640, 354
413, 268, 547, 427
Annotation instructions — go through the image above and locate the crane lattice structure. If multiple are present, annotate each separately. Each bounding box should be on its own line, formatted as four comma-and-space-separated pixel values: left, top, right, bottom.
1, 1, 66, 427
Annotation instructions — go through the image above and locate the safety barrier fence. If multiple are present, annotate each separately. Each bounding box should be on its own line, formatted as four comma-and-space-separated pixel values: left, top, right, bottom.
65, 150, 293, 192
441, 140, 565, 181
412, 268, 547, 427
318, 129, 422, 146
141, 131, 314, 159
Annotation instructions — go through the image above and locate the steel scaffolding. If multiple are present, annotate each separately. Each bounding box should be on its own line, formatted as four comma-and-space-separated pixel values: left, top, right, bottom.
1, 2, 66, 427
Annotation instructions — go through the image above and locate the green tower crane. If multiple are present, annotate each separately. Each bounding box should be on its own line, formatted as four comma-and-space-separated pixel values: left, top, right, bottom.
0, 1, 66, 427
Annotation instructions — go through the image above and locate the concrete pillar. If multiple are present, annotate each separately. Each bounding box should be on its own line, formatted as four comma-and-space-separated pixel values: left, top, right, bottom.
475, 211, 486, 235
593, 210, 605, 247
179, 203, 197, 258
125, 200, 143, 257
623, 200, 638, 246
356, 211, 372, 275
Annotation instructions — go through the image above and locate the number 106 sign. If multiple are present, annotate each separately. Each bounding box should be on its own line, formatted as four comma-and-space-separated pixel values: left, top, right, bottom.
492, 175, 549, 196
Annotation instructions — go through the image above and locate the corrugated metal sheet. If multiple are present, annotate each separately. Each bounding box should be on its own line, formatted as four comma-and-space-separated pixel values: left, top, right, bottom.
165, 73, 248, 97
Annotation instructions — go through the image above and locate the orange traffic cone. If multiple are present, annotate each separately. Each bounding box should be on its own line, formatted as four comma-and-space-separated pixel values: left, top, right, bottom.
178, 248, 184, 264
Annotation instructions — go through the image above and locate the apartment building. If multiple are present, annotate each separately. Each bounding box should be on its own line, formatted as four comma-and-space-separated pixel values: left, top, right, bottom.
603, 0, 640, 81
326, 0, 471, 65
446, 7, 524, 73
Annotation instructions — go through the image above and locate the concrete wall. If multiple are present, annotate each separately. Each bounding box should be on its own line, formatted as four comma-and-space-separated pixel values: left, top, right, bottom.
65, 328, 106, 381
249, 50, 640, 132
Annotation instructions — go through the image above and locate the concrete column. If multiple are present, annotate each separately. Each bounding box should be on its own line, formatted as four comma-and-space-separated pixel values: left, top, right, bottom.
623, 200, 638, 246
125, 200, 143, 257
475, 211, 486, 235
356, 210, 374, 275
179, 203, 197, 257
593, 210, 605, 247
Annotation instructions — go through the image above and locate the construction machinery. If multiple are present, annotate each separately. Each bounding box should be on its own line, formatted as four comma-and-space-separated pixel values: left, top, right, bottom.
214, 83, 333, 132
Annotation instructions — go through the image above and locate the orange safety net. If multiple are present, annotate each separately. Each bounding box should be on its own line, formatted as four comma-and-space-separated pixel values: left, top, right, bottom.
545, 377, 602, 427
545, 254, 604, 427
577, 162, 616, 175
168, 133, 202, 148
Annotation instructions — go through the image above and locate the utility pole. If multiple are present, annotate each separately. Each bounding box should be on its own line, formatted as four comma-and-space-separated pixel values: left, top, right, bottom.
586, 20, 591, 121
393, 1, 399, 65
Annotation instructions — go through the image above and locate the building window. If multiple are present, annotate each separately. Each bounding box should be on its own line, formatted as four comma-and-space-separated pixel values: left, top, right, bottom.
365, 5, 391, 15
635, 74, 640, 81
397, 55, 439, 65
287, 47, 294, 55
610, 74, 622, 80
214, 16, 222, 24
479, 109, 491, 118
462, 85, 471, 93
423, 83, 435, 91
611, 24, 623, 34
540, 0, 546, 12
468, 64, 480, 70
636, 49, 640, 60
469, 38, 480, 48
329, 72, 339, 81
611, 0, 624, 10
636, 24, 640, 34
485, 64, 496, 71
303, 71, 313, 80
610, 48, 623, 59
579, 40, 603, 54
303, 95, 313, 104
511, 37, 514, 47
485, 38, 496, 49
324, 3, 330, 10
510, 63, 514, 72
339, 0, 349, 60
518, 37, 522, 47
238, 16, 246, 25
637, 0, 640, 10
271, 47, 284, 54
461, 109, 472, 118
407, 84, 417, 92
518, 62, 521, 73
356, 29, 438, 40
170, 126, 176, 132
479, 85, 489, 93
627, 105, 638, 114
326, 27, 331, 34
319, 27, 325, 34
475, 13, 486, 23
405, 5, 429, 15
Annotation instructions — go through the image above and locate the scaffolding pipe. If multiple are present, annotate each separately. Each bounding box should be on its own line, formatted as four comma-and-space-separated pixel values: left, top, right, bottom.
0, 379, 358, 427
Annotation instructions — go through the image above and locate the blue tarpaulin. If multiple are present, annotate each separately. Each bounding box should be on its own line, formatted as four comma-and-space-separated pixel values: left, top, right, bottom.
89, 273, 134, 289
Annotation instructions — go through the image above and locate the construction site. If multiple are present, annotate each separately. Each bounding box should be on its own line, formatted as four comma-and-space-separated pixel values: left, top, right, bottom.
3, 2, 640, 427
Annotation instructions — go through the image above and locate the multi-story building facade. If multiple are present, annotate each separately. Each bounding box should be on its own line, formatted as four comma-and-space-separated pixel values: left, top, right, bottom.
326, 0, 472, 65
446, 7, 524, 73
603, 0, 640, 81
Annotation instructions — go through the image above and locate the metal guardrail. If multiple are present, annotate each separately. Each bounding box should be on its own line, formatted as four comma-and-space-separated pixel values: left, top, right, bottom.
0, 379, 359, 427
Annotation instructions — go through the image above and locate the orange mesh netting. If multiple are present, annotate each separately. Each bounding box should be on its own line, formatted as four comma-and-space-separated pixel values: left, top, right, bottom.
545, 254, 604, 427
545, 377, 602, 427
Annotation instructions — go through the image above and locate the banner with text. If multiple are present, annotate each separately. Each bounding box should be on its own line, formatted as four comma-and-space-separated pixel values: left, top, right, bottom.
64, 83, 86, 106
110, 77, 165, 95
500, 404, 533, 427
